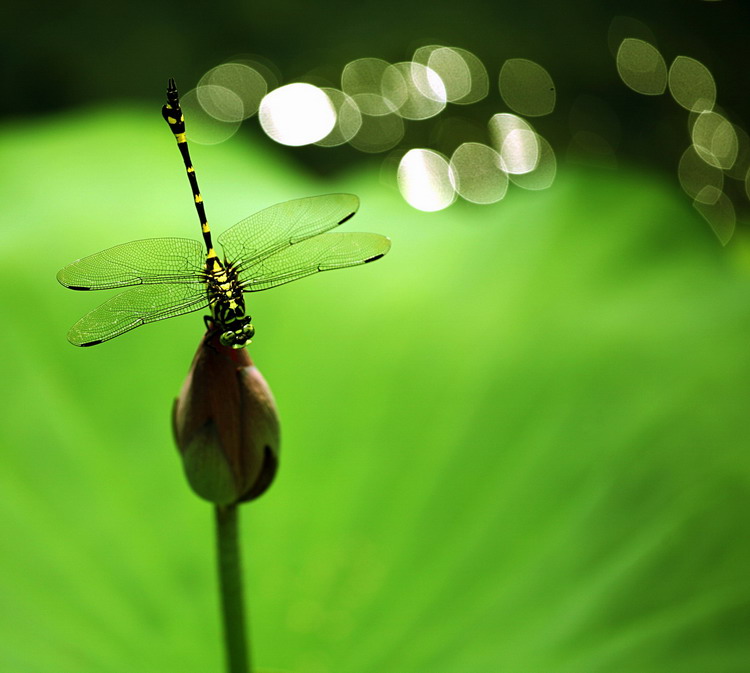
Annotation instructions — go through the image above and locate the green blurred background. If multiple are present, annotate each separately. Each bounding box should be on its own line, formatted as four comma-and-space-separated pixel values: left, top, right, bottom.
2, 1, 750, 672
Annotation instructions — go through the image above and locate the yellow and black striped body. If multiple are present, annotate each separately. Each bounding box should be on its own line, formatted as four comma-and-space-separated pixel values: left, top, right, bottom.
205, 260, 255, 347
161, 79, 254, 348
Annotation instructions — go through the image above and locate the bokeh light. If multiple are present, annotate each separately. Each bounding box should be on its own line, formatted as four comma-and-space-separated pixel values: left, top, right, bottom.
692, 186, 735, 245
195, 84, 244, 124
724, 124, 750, 180
678, 145, 725, 202
613, 29, 747, 244
615, 38, 667, 95
690, 110, 738, 170
509, 135, 557, 190
383, 62, 446, 120
190, 45, 561, 208
180, 88, 242, 145
342, 58, 400, 116
259, 83, 336, 146
668, 56, 716, 112
225, 55, 281, 91
397, 149, 455, 211
499, 58, 556, 116
315, 89, 362, 147
443, 48, 488, 105
422, 47, 471, 101
413, 45, 489, 106
191, 34, 747, 217
197, 62, 268, 120
488, 113, 540, 174
607, 16, 658, 56
348, 112, 404, 153
449, 142, 508, 204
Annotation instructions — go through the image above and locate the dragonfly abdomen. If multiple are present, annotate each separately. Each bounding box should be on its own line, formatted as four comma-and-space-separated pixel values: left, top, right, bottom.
162, 78, 215, 254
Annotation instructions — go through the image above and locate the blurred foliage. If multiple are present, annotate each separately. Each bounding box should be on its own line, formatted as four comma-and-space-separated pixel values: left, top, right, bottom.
1, 103, 749, 671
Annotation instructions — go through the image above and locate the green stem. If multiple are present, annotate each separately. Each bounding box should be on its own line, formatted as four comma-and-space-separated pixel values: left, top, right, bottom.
215, 504, 250, 673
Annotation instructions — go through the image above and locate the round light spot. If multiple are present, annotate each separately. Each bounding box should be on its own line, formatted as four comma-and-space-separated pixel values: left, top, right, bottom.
488, 113, 539, 174
315, 89, 362, 147
195, 84, 245, 123
501, 129, 540, 175
342, 58, 401, 116
413, 45, 489, 105
425, 47, 471, 101
259, 83, 336, 146
224, 55, 281, 90
198, 63, 267, 120
691, 111, 738, 170
412, 46, 444, 69
693, 187, 735, 245
449, 142, 508, 204
615, 38, 667, 95
412, 62, 448, 103
179, 88, 241, 145
499, 58, 556, 116
725, 124, 750, 181
448, 48, 489, 105
668, 56, 716, 112
678, 146, 724, 201
607, 16, 658, 57
397, 149, 455, 211
509, 135, 557, 190
348, 112, 404, 153
351, 93, 398, 116
383, 62, 446, 120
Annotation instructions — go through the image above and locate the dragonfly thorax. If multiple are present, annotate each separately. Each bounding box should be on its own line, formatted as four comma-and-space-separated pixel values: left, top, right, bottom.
207, 261, 254, 349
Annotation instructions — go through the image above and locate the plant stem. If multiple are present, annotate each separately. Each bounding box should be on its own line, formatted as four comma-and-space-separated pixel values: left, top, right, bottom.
215, 504, 250, 673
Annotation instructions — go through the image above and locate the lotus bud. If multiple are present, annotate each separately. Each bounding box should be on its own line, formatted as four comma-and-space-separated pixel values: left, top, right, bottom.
173, 333, 280, 505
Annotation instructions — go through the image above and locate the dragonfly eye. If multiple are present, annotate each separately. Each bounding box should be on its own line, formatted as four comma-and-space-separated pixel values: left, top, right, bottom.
219, 331, 238, 347
219, 324, 254, 349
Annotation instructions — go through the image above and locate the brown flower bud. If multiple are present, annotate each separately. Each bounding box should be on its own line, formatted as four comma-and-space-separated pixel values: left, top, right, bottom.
172, 333, 280, 505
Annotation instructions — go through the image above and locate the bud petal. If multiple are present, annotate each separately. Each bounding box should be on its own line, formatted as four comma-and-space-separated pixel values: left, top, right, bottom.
173, 334, 280, 505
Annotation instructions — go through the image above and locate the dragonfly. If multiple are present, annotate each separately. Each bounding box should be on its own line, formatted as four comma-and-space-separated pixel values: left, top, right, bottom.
57, 79, 391, 348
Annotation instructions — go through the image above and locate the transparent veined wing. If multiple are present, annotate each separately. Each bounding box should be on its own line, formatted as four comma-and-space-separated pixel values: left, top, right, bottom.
57, 238, 205, 290
218, 194, 359, 273
67, 284, 209, 346
237, 232, 391, 292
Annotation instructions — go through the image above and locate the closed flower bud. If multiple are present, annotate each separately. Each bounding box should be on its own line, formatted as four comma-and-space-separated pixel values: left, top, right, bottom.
173, 333, 280, 505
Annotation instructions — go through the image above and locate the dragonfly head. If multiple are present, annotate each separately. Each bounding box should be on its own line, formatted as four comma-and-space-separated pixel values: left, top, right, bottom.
219, 320, 255, 349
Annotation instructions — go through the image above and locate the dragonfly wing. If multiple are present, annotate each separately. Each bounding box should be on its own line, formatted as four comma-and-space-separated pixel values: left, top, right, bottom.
218, 194, 359, 270
57, 238, 205, 290
67, 284, 209, 346
238, 232, 391, 292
